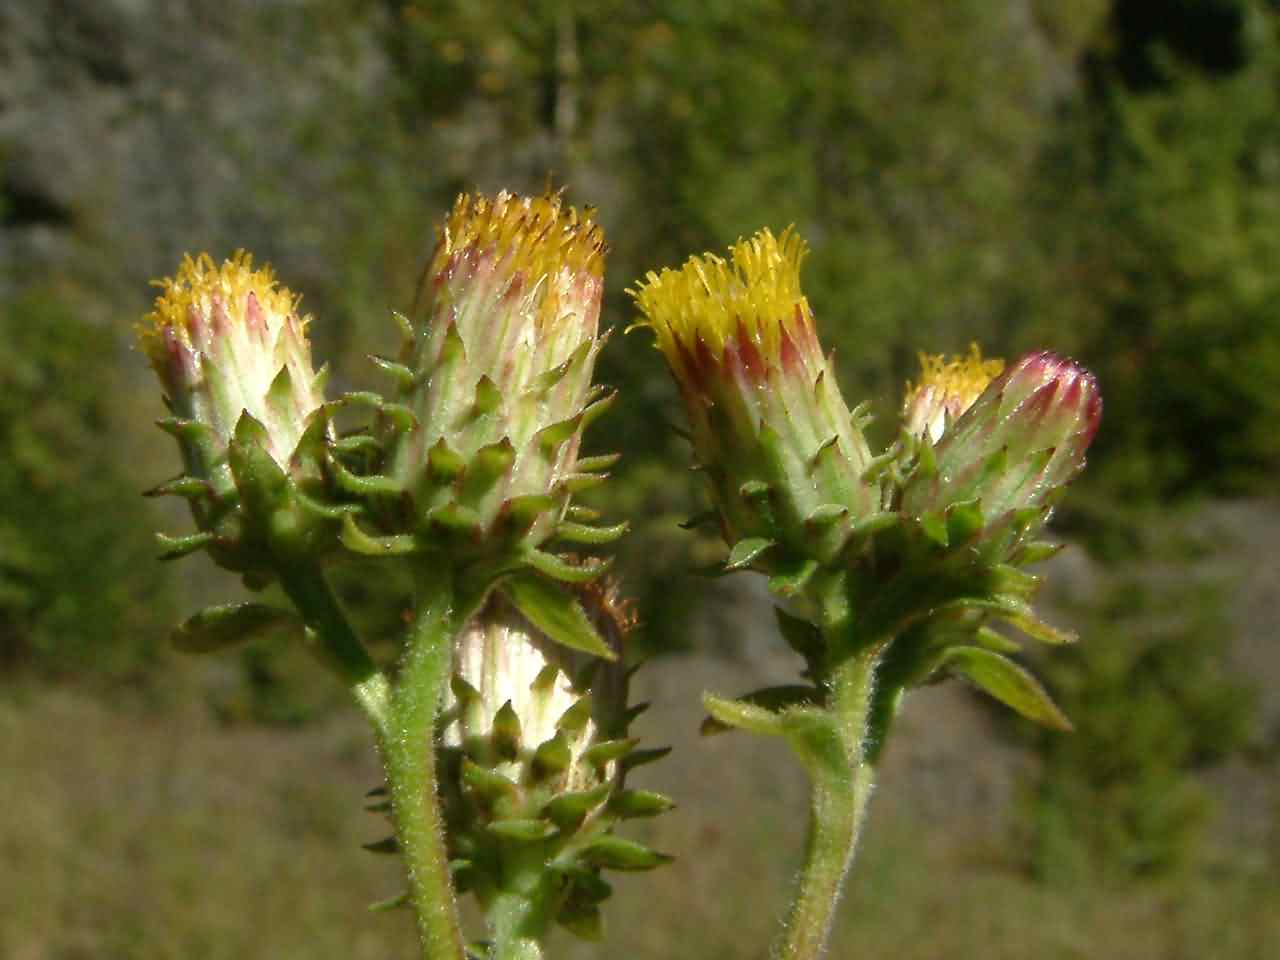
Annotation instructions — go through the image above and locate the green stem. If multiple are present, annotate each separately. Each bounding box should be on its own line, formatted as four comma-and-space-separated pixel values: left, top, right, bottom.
487, 885, 550, 960
277, 564, 390, 731
381, 568, 468, 960
775, 646, 879, 960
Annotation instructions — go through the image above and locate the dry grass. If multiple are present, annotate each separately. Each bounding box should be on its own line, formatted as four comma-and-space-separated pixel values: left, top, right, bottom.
2, 652, 1276, 960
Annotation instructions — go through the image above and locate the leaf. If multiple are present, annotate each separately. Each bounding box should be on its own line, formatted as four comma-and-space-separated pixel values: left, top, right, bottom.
944, 499, 985, 546
779, 708, 849, 781
725, 537, 776, 571
170, 602, 302, 654
544, 783, 611, 827
701, 692, 786, 737
774, 607, 823, 661
554, 521, 630, 545
503, 573, 616, 660
362, 836, 400, 854
579, 836, 673, 871
608, 790, 676, 819
524, 550, 612, 585
701, 685, 821, 736
487, 819, 557, 842
940, 646, 1072, 731
341, 515, 419, 556
767, 558, 819, 598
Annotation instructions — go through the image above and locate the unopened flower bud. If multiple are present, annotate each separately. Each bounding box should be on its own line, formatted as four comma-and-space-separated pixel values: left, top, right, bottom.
902, 344, 1004, 444
903, 350, 1102, 523
436, 580, 670, 934
389, 192, 610, 550
141, 251, 325, 488
139, 252, 332, 572
631, 228, 875, 575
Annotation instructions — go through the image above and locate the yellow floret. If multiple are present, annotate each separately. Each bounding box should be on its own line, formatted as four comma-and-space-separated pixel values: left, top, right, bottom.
435, 191, 605, 282
629, 226, 811, 363
139, 250, 302, 366
905, 344, 1004, 405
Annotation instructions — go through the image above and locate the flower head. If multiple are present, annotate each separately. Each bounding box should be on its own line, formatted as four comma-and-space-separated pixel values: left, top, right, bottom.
632, 227, 874, 569
388, 192, 610, 547
904, 350, 1102, 525
902, 344, 1005, 444
436, 579, 670, 931
141, 251, 325, 484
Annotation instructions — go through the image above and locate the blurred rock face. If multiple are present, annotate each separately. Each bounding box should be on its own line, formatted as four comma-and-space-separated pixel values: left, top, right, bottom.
0, 0, 387, 306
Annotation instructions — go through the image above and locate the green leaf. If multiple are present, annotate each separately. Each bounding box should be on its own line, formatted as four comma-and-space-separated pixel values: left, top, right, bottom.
848, 511, 901, 540
524, 550, 612, 585
544, 783, 611, 827
473, 375, 502, 415
155, 530, 216, 561
532, 733, 572, 780
229, 413, 289, 509
461, 759, 519, 801
701, 685, 821, 735
579, 836, 673, 871
945, 499, 985, 546
362, 835, 399, 854
725, 537, 776, 571
574, 453, 621, 473
503, 573, 616, 660
558, 903, 604, 941
428, 438, 467, 484
492, 701, 522, 758
555, 520, 630, 545
340, 515, 419, 556
767, 558, 819, 598
805, 504, 849, 527
918, 511, 949, 547
581, 738, 639, 769
774, 607, 823, 661
487, 818, 557, 842
368, 891, 409, 913
608, 789, 676, 819
779, 708, 849, 781
940, 646, 1072, 730
170, 602, 302, 654
702, 692, 786, 737
557, 696, 594, 734
620, 746, 671, 772
973, 625, 1023, 655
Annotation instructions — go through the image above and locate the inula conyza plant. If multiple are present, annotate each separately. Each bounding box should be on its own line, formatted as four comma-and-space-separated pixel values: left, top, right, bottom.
141, 203, 1098, 960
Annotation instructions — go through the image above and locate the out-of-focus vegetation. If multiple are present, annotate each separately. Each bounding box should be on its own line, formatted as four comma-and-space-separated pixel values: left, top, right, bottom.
3, 0, 1279, 953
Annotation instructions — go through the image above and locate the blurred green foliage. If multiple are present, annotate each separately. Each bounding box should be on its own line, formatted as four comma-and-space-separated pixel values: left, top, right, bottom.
1022, 568, 1254, 881
0, 288, 172, 679
2, 0, 1276, 889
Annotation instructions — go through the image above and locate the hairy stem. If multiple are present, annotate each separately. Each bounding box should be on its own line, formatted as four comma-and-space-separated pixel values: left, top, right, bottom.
775, 646, 878, 960
380, 568, 467, 960
487, 883, 551, 960
277, 564, 390, 731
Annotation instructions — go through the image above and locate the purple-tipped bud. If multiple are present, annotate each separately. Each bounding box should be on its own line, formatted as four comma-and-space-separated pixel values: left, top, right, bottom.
902, 345, 1005, 444
631, 228, 875, 564
139, 251, 327, 493
904, 350, 1102, 522
389, 192, 608, 544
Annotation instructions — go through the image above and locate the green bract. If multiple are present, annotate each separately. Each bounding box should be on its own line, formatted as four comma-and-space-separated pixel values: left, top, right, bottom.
139, 251, 337, 581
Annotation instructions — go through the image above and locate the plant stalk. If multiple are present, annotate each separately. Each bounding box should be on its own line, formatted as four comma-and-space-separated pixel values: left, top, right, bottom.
277, 564, 390, 731
775, 645, 879, 960
380, 568, 468, 960
487, 886, 550, 960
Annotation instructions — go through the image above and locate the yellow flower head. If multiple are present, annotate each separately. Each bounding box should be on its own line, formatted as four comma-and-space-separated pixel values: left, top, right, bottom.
630, 227, 822, 389
425, 191, 605, 348
902, 344, 1005, 444
140, 251, 304, 374
139, 250, 324, 468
